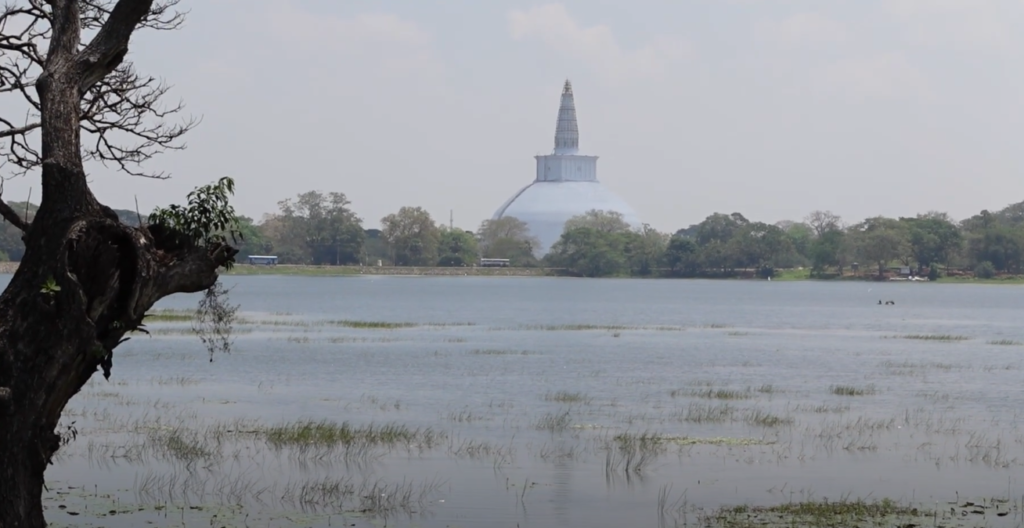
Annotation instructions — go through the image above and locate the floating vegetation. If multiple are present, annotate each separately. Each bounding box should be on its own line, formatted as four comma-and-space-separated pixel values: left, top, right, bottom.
543, 391, 592, 404
891, 334, 970, 342
756, 384, 779, 394
988, 339, 1022, 346
669, 436, 774, 446
470, 349, 533, 356
706, 498, 929, 528
793, 403, 850, 413
743, 408, 794, 427
686, 388, 753, 400
262, 421, 443, 449
830, 384, 878, 396
879, 360, 962, 370
328, 320, 418, 329
509, 323, 683, 332
144, 309, 194, 322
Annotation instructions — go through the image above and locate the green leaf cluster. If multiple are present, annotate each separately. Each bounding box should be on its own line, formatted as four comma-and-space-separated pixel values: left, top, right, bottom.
148, 177, 242, 248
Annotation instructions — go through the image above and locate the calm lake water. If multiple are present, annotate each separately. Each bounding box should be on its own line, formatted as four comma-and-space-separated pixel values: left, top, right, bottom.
16, 275, 1024, 527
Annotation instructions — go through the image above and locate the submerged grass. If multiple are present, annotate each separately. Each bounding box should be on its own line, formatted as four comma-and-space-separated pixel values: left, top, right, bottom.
470, 349, 532, 356
509, 323, 684, 332
543, 391, 591, 404
892, 334, 970, 342
706, 498, 928, 528
262, 420, 443, 449
686, 388, 753, 400
144, 309, 193, 322
830, 384, 878, 396
679, 402, 735, 423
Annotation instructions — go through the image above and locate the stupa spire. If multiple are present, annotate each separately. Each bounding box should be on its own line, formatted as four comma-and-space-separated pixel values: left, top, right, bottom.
553, 79, 579, 155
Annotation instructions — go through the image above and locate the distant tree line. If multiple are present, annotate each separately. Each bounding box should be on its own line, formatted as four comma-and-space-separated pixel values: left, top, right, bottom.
1, 190, 1022, 279
545, 204, 1024, 279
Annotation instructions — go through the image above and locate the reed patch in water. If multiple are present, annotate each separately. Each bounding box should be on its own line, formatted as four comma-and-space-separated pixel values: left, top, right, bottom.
707, 498, 926, 528
830, 384, 878, 396
469, 349, 532, 356
262, 421, 443, 449
891, 334, 969, 342
543, 391, 591, 404
988, 339, 1022, 346
679, 402, 735, 423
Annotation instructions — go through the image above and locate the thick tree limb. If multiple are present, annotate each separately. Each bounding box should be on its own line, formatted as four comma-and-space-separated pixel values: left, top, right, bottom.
77, 0, 156, 94
0, 200, 31, 231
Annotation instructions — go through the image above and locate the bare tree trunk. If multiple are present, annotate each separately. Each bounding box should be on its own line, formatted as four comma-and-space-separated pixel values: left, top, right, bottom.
0, 2, 235, 525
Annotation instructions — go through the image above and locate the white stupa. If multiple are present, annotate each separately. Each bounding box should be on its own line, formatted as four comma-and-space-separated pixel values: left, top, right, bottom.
492, 80, 641, 256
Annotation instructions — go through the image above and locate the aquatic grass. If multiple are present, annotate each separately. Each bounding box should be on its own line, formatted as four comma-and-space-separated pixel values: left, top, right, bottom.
687, 388, 753, 400
144, 426, 219, 465
535, 410, 573, 432
668, 436, 774, 446
606, 431, 666, 475
470, 349, 532, 356
151, 376, 200, 387
327, 320, 418, 329
743, 408, 794, 427
879, 360, 964, 371
143, 309, 193, 322
988, 339, 1022, 346
543, 391, 591, 404
261, 420, 443, 449
706, 498, 927, 528
679, 402, 735, 423
756, 384, 779, 394
793, 403, 850, 413
891, 334, 970, 342
510, 323, 683, 332
445, 410, 484, 423
830, 384, 878, 396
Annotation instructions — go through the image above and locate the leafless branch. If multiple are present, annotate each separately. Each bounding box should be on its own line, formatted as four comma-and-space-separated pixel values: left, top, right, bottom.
0, 0, 195, 180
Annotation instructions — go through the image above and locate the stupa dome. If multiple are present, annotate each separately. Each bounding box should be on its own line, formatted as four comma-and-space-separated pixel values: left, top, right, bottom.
492, 80, 641, 255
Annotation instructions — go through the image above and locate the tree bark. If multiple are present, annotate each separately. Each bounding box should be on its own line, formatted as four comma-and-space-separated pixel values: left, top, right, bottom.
0, 1, 235, 526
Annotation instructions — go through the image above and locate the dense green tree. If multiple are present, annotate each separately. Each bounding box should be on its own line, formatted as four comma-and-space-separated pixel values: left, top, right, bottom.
809, 229, 845, 275
729, 222, 793, 276
901, 213, 961, 272
805, 210, 842, 238
274, 191, 364, 265
437, 227, 479, 266
485, 237, 539, 267
966, 227, 1023, 273
232, 216, 273, 260
624, 224, 668, 275
381, 207, 441, 266
777, 221, 814, 266
849, 217, 909, 276
477, 216, 540, 262
664, 235, 700, 275
563, 209, 633, 234
362, 229, 391, 265
546, 227, 629, 277
695, 212, 748, 247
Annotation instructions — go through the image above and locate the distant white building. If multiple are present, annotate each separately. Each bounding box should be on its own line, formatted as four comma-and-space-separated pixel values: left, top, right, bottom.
492, 80, 641, 256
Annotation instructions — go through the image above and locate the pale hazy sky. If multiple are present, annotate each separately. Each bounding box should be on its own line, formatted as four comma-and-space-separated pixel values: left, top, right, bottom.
5, 0, 1024, 232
